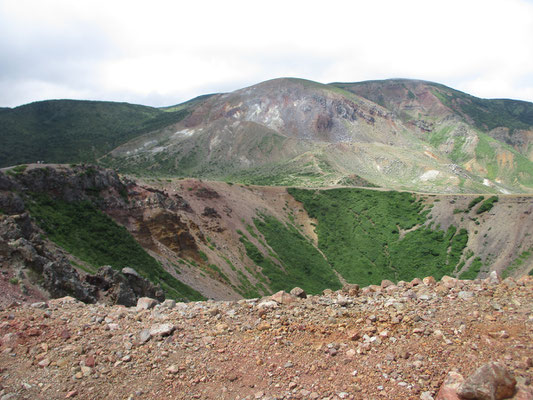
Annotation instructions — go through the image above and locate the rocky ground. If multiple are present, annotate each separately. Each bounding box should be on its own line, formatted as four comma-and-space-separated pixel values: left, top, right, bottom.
0, 274, 532, 400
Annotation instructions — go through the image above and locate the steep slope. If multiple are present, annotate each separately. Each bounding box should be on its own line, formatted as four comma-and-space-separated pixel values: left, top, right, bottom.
2, 164, 531, 304
0, 99, 191, 167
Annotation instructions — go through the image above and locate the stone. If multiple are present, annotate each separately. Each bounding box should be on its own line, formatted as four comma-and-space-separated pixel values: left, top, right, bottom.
149, 323, 175, 337
30, 302, 48, 309
458, 291, 474, 300
381, 279, 394, 288
290, 287, 307, 299
271, 290, 296, 305
423, 276, 436, 286
487, 271, 501, 285
411, 278, 423, 286
457, 362, 516, 400
436, 370, 464, 400
38, 358, 50, 368
342, 283, 360, 296
85, 355, 95, 368
121, 267, 140, 278
161, 299, 176, 309
136, 297, 158, 311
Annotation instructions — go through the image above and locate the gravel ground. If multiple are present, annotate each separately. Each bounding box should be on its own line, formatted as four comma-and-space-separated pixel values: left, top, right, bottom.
0, 275, 531, 400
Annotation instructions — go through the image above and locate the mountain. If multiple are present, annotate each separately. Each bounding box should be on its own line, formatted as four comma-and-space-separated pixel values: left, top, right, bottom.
0, 99, 192, 167
2, 78, 533, 193
101, 78, 533, 193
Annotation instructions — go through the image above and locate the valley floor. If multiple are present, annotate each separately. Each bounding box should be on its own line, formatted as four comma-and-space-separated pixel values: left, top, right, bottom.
0, 276, 532, 400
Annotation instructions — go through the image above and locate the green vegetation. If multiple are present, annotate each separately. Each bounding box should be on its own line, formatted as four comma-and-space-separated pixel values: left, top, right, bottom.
476, 196, 498, 214
503, 248, 532, 278
467, 196, 485, 211
253, 215, 341, 294
6, 164, 28, 176
431, 88, 533, 133
288, 188, 469, 286
0, 100, 189, 167
9, 277, 19, 285
27, 194, 204, 301
460, 257, 483, 280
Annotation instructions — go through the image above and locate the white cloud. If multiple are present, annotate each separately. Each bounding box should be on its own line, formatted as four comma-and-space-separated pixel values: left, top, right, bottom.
0, 0, 532, 107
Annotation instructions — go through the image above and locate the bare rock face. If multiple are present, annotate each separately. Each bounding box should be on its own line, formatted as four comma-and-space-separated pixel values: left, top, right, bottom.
42, 261, 97, 304
86, 266, 164, 307
457, 362, 516, 400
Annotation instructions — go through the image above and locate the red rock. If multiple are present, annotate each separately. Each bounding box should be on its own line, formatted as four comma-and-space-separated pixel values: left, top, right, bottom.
65, 390, 78, 398
457, 362, 516, 400
60, 329, 71, 340
436, 370, 464, 400
410, 278, 423, 286
85, 355, 95, 368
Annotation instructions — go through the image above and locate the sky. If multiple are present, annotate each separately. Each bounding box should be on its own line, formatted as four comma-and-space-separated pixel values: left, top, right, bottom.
1, 0, 533, 108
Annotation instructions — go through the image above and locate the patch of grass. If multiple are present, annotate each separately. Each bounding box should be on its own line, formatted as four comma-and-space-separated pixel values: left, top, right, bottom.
289, 188, 469, 286
6, 164, 28, 176
476, 196, 498, 214
460, 257, 483, 280
502, 248, 532, 278
198, 251, 208, 262
27, 194, 204, 301
467, 196, 484, 211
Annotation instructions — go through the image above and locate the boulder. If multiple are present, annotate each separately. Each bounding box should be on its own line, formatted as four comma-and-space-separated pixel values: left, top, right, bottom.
381, 279, 394, 288
136, 297, 159, 310
342, 283, 360, 296
457, 362, 516, 400
149, 323, 175, 337
290, 287, 307, 299
436, 371, 464, 400
86, 266, 164, 307
271, 290, 296, 305
423, 276, 436, 286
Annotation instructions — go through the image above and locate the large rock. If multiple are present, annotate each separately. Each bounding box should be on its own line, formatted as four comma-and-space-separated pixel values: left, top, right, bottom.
457, 362, 516, 400
136, 297, 159, 311
290, 287, 307, 299
271, 290, 296, 305
42, 261, 97, 303
436, 371, 464, 400
149, 323, 175, 337
86, 266, 164, 307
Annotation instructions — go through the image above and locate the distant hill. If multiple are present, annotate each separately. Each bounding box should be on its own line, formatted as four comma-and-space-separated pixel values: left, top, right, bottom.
0, 99, 190, 167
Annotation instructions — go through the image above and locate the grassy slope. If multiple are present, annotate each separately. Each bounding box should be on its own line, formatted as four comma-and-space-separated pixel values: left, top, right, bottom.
288, 188, 469, 286
27, 194, 204, 301
0, 100, 189, 167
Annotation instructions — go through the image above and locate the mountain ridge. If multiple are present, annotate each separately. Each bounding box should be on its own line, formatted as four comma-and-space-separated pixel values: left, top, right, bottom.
1, 78, 533, 193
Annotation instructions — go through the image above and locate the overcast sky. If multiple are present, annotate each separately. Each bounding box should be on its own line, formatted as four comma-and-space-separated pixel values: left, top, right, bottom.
1, 0, 533, 108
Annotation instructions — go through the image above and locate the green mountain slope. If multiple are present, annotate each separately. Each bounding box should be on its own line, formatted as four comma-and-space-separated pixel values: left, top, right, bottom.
0, 100, 189, 167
